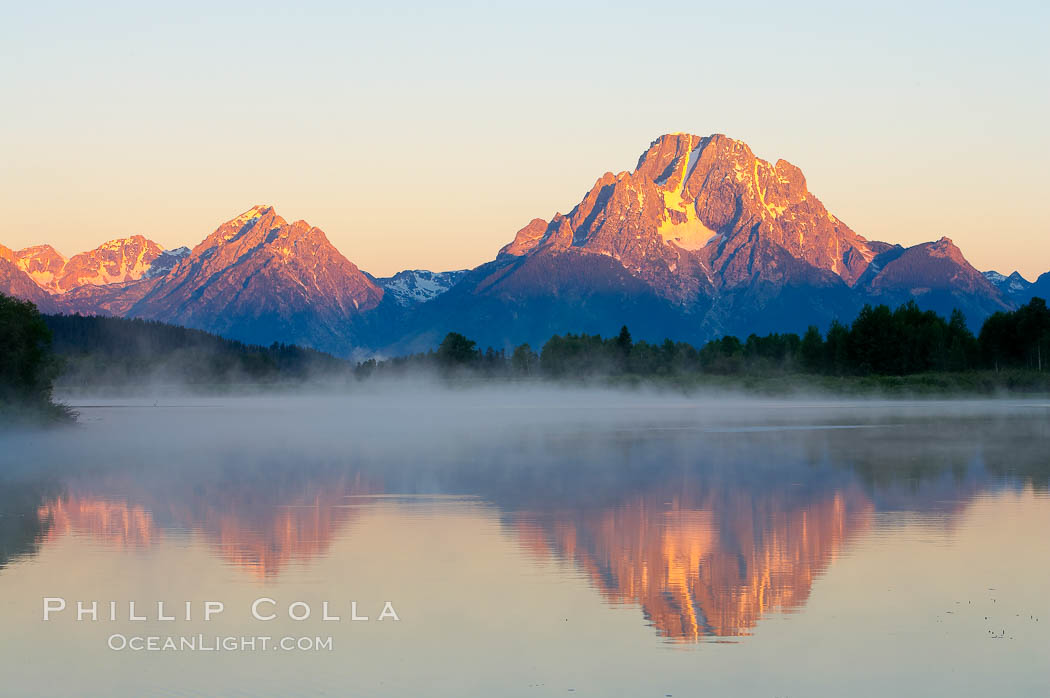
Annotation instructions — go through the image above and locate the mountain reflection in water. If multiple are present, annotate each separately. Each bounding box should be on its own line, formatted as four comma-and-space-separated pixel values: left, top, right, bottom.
2, 395, 1047, 644
511, 488, 872, 641
34, 471, 379, 578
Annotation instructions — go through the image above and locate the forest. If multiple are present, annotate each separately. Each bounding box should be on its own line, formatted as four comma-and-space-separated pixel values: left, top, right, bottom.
0, 293, 73, 423
43, 313, 351, 387
359, 298, 1050, 388
2, 292, 1050, 424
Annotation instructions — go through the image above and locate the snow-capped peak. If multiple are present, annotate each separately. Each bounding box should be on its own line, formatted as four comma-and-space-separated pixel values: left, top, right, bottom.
983, 270, 1006, 283
376, 269, 468, 306
983, 270, 1032, 295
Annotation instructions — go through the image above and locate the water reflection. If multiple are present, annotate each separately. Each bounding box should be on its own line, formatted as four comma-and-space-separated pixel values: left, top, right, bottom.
1, 397, 1048, 645
0, 478, 60, 571
512, 488, 872, 641
39, 496, 157, 548
25, 474, 878, 640
32, 471, 379, 578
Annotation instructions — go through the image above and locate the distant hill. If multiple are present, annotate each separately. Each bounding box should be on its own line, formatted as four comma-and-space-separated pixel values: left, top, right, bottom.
44, 314, 351, 389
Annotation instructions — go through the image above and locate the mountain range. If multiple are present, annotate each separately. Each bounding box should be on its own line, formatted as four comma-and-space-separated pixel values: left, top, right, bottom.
3, 133, 1047, 356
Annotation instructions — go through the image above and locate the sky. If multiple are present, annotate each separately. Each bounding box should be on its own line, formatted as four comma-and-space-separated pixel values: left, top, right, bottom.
2, 1, 1048, 278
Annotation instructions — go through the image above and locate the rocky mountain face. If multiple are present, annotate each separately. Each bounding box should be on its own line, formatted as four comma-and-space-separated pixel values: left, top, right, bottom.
498, 133, 878, 297
1, 236, 193, 317
13, 244, 67, 293
13, 236, 165, 294
0, 134, 1042, 356
403, 133, 1014, 348
55, 278, 158, 317
57, 236, 164, 292
123, 206, 388, 352
16, 241, 190, 316
145, 247, 190, 279
0, 244, 59, 312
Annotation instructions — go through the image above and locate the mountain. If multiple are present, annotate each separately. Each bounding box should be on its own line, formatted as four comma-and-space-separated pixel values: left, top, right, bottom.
0, 236, 183, 317
855, 237, 1011, 320
15, 236, 165, 294
983, 270, 1030, 294
53, 277, 158, 316
2, 207, 396, 354
144, 246, 190, 279
494, 134, 878, 303
374, 269, 467, 306
982, 268, 1050, 306
397, 133, 1006, 349
0, 134, 1035, 355
1029, 272, 1050, 302
57, 235, 164, 291
13, 245, 67, 292
0, 244, 58, 312
392, 247, 702, 353
40, 243, 191, 316
123, 205, 390, 353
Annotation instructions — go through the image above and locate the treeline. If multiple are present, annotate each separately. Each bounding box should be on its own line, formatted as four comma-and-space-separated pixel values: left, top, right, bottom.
0, 293, 73, 423
44, 314, 351, 387
794, 298, 1049, 375
691, 298, 1048, 376
979, 299, 1050, 372
357, 298, 1050, 379
6, 291, 1050, 406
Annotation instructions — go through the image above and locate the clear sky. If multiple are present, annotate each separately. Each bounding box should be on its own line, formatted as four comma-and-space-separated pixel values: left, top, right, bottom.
2, 1, 1048, 278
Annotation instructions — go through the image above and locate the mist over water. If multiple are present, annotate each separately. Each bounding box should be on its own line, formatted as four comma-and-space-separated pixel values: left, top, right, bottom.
1, 387, 1048, 697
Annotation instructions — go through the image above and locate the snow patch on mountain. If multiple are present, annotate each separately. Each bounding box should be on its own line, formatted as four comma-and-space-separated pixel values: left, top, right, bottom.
983, 270, 1031, 296
984, 271, 1007, 284
377, 269, 468, 306
656, 136, 717, 251
145, 247, 191, 279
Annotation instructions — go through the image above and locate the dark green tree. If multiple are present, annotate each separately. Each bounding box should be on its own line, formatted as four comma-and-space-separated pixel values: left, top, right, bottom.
800, 325, 825, 373
849, 304, 898, 374
615, 325, 633, 354
0, 293, 70, 421
511, 343, 538, 375
824, 320, 850, 375
946, 309, 978, 371
980, 297, 1050, 371
436, 332, 480, 366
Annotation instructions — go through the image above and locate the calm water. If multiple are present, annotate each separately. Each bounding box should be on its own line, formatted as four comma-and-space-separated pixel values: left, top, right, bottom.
0, 389, 1048, 697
